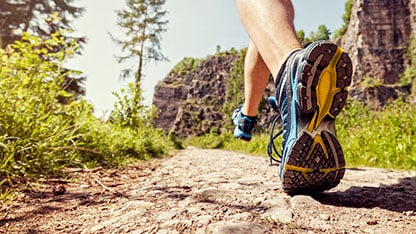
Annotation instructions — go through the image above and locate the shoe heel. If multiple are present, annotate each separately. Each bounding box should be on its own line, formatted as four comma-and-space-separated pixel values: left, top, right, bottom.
299, 42, 353, 132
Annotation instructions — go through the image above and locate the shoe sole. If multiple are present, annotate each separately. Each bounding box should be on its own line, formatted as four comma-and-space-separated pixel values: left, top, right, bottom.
282, 41, 353, 194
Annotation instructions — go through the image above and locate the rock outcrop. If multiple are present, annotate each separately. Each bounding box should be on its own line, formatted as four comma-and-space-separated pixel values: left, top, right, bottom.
153, 54, 276, 137
341, 0, 414, 85
340, 0, 415, 104
153, 55, 235, 137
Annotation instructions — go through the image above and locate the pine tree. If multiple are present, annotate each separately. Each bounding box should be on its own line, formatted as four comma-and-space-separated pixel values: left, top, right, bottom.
112, 0, 168, 126
113, 0, 168, 87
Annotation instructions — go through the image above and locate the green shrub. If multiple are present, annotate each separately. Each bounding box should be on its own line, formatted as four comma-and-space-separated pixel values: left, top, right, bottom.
169, 57, 203, 76
333, 0, 354, 39
185, 131, 227, 149
337, 99, 416, 170
0, 32, 171, 189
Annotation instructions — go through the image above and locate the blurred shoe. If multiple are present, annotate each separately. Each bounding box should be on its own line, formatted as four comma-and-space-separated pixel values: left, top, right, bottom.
232, 107, 257, 141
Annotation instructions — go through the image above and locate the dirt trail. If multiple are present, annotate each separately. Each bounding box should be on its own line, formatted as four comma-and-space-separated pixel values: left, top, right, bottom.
1, 147, 416, 233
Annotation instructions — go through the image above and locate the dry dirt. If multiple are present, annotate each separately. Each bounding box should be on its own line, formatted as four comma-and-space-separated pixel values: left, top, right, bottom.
1, 147, 416, 233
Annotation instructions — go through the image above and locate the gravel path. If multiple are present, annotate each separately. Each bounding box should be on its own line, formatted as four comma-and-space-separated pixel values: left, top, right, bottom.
1, 147, 416, 233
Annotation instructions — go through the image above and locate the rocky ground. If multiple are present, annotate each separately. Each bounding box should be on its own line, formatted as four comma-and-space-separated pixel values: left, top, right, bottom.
1, 147, 416, 233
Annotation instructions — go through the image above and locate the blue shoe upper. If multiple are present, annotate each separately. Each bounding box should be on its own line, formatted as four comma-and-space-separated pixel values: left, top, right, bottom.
232, 107, 257, 141
268, 49, 303, 177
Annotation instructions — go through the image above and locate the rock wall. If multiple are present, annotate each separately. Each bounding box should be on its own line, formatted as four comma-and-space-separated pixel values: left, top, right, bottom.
153, 53, 276, 137
341, 0, 413, 86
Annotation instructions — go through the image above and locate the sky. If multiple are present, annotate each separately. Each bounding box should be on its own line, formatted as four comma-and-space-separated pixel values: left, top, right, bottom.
68, 0, 346, 117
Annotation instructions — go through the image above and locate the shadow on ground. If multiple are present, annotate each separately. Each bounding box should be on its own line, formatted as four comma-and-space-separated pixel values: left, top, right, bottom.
0, 188, 128, 228
313, 173, 416, 213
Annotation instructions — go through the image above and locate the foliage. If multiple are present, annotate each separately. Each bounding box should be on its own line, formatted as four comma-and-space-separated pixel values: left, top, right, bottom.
297, 30, 306, 43
113, 0, 168, 126
359, 76, 383, 88
0, 0, 85, 48
0, 33, 171, 190
297, 24, 331, 45
168, 47, 240, 77
111, 83, 156, 129
169, 57, 204, 76
333, 0, 354, 39
1, 2, 86, 96
185, 131, 228, 149
113, 0, 168, 85
337, 99, 416, 170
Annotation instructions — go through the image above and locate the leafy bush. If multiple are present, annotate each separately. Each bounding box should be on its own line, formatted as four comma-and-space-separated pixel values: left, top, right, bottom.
298, 25, 332, 45
169, 57, 203, 76
333, 0, 354, 39
111, 82, 156, 129
0, 32, 171, 188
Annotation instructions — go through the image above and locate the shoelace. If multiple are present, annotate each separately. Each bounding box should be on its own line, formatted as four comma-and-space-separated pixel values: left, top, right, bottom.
267, 113, 283, 165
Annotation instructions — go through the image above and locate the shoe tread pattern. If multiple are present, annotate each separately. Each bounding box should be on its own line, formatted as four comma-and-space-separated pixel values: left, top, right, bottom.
283, 131, 345, 194
299, 42, 352, 116
282, 41, 351, 194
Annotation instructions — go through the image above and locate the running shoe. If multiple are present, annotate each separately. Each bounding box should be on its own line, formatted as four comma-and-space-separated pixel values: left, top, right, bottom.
268, 41, 353, 194
232, 107, 257, 141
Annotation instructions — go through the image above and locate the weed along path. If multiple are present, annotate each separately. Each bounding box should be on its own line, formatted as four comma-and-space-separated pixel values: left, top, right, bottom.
1, 147, 416, 233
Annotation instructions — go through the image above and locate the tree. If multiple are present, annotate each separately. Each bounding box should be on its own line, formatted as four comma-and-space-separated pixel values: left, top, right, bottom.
112, 0, 168, 127
333, 0, 354, 39
0, 0, 84, 47
0, 0, 86, 96
309, 24, 331, 41
113, 0, 168, 86
297, 29, 306, 44
297, 24, 331, 45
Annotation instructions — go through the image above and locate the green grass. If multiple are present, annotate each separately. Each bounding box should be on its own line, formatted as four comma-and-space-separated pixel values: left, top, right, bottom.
188, 99, 416, 170
0, 32, 172, 194
337, 99, 416, 170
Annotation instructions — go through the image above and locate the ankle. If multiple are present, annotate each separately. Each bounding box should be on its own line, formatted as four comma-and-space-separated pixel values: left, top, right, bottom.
241, 106, 257, 118
240, 112, 257, 120
273, 48, 301, 86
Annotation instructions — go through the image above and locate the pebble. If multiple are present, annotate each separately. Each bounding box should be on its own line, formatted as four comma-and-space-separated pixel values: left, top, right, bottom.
290, 195, 321, 209
405, 211, 415, 217
209, 222, 266, 234
262, 207, 293, 224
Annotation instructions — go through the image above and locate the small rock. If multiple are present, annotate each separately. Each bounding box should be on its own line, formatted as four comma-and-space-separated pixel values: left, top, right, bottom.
262, 207, 293, 224
253, 197, 264, 206
195, 214, 213, 226
309, 218, 333, 231
404, 211, 415, 217
366, 220, 378, 225
53, 184, 66, 195
230, 212, 251, 220
319, 214, 331, 221
210, 222, 266, 234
